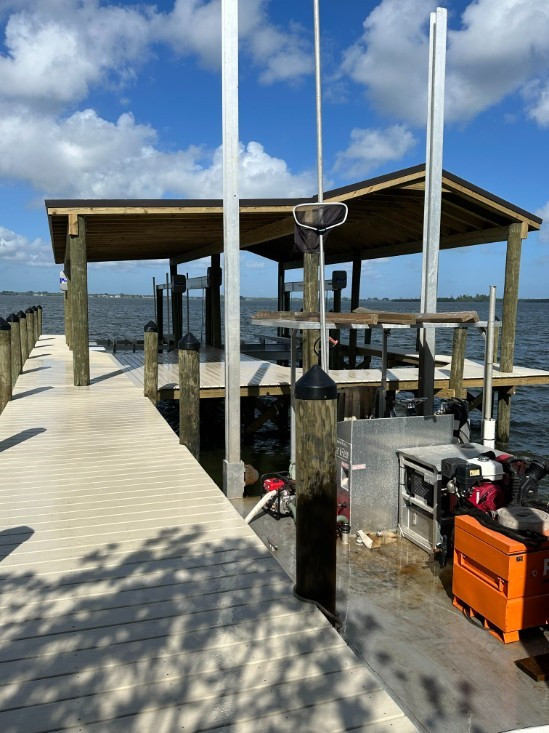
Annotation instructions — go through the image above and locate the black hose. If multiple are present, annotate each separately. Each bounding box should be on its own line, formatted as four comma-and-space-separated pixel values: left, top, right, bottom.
292, 586, 342, 631
454, 501, 547, 547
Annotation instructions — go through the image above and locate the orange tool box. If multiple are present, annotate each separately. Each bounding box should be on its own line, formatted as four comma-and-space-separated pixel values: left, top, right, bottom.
452, 515, 549, 643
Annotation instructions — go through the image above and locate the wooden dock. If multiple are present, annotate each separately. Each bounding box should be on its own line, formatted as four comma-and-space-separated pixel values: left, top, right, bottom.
0, 335, 415, 732
112, 345, 549, 400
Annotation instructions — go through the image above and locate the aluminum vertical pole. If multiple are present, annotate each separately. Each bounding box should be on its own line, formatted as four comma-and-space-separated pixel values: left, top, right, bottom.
313, 0, 328, 372
482, 285, 497, 448
222, 0, 244, 497
419, 7, 447, 415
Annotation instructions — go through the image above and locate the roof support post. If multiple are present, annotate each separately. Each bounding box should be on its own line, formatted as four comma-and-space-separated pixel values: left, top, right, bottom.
418, 7, 447, 416
221, 0, 244, 497
69, 215, 90, 386
63, 250, 72, 350
499, 222, 524, 374
170, 261, 183, 345
277, 262, 286, 339
303, 253, 319, 371
210, 254, 222, 349
348, 255, 361, 369
496, 222, 525, 444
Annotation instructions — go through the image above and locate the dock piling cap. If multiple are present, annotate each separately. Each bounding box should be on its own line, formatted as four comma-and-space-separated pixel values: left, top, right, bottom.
37, 305, 42, 311
16, 311, 26, 319
6, 313, 19, 323
295, 364, 337, 400
25, 307, 33, 315
0, 317, 10, 331
178, 332, 200, 351
144, 321, 158, 333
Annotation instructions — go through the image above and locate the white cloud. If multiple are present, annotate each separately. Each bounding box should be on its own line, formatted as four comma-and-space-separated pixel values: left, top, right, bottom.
0, 103, 315, 199
523, 79, 549, 127
0, 0, 312, 114
0, 226, 53, 266
156, 0, 313, 84
340, 0, 435, 125
0, 1, 152, 110
333, 125, 416, 180
340, 0, 549, 126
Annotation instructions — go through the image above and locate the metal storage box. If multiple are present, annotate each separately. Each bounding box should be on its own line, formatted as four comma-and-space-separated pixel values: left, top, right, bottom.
336, 415, 454, 533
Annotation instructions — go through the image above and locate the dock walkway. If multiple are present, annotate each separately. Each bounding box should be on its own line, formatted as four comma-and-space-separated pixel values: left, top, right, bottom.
0, 335, 415, 732
112, 345, 549, 400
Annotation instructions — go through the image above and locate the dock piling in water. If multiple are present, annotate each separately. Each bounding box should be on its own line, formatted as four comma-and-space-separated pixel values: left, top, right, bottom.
143, 321, 158, 402
17, 310, 28, 364
6, 314, 21, 389
294, 364, 338, 620
449, 326, 467, 398
37, 304, 43, 336
25, 307, 35, 355
178, 332, 201, 458
32, 305, 39, 343
0, 317, 12, 413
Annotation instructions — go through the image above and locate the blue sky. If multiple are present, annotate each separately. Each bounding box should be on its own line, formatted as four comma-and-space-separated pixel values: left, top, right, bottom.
0, 0, 548, 298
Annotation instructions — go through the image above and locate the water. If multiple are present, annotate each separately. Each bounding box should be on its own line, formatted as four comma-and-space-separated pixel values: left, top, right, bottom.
1, 293, 548, 479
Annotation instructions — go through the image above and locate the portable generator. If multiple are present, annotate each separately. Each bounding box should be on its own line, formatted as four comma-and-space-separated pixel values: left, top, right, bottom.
398, 443, 549, 565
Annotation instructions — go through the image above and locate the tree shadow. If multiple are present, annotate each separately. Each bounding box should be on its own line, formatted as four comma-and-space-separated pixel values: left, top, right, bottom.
0, 428, 46, 453
0, 525, 401, 731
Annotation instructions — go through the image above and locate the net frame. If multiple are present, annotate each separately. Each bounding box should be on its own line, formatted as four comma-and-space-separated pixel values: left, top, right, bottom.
292, 202, 348, 234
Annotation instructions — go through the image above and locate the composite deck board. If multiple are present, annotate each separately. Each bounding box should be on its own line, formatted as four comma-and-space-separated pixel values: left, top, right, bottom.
0, 335, 413, 732
112, 346, 549, 398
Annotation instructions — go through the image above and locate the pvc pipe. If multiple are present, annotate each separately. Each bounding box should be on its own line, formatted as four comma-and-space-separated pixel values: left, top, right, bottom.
483, 285, 497, 423
244, 491, 273, 524
483, 417, 496, 449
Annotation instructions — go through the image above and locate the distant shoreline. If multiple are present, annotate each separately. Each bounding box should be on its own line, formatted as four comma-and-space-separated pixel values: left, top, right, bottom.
2, 291, 548, 303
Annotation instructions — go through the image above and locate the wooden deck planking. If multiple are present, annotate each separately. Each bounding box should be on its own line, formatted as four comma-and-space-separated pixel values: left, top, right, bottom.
112, 346, 549, 399
0, 335, 414, 732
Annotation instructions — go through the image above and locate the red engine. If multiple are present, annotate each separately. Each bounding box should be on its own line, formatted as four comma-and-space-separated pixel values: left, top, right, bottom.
467, 481, 506, 513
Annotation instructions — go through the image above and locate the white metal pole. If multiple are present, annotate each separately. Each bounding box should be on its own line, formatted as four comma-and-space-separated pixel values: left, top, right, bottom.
222, 0, 244, 497
482, 285, 497, 448
313, 0, 328, 372
419, 7, 447, 415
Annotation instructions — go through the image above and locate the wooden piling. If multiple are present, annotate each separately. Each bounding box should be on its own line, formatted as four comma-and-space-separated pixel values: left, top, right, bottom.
500, 223, 522, 373
69, 216, 90, 386
143, 321, 159, 403
33, 306, 39, 343
37, 305, 43, 336
294, 364, 338, 620
64, 256, 72, 349
497, 387, 513, 444
155, 285, 164, 349
303, 253, 319, 371
17, 311, 28, 364
348, 255, 361, 368
25, 307, 35, 356
330, 286, 342, 369
178, 333, 201, 458
6, 314, 21, 388
449, 327, 467, 398
497, 222, 523, 443
210, 255, 222, 349
0, 318, 12, 414
170, 262, 183, 345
